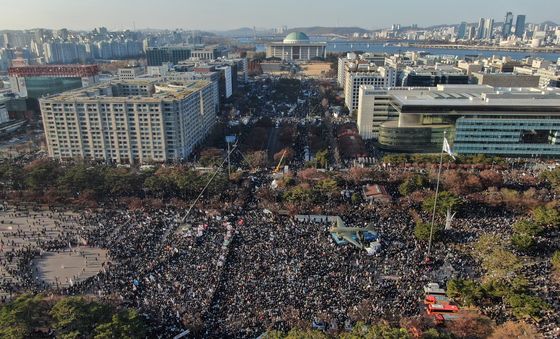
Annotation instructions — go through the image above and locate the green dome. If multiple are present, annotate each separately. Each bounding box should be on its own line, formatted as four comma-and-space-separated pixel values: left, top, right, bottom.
283, 32, 310, 43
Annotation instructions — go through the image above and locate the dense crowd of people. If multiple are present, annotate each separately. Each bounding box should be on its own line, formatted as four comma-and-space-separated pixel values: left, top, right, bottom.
0, 159, 558, 337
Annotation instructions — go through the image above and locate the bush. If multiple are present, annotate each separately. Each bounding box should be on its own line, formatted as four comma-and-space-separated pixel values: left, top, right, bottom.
552, 251, 560, 270
512, 220, 542, 237
414, 221, 443, 242
421, 191, 462, 216
505, 294, 549, 319
447, 279, 485, 306
539, 167, 560, 192
399, 174, 428, 196
511, 233, 536, 251
351, 192, 361, 204
283, 186, 313, 204
532, 206, 560, 228
474, 236, 522, 282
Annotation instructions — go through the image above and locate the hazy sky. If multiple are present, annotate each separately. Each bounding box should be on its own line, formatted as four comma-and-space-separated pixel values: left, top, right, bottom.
1, 0, 559, 31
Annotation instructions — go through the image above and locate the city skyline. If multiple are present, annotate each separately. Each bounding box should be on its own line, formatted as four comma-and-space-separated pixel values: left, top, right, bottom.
1, 0, 559, 31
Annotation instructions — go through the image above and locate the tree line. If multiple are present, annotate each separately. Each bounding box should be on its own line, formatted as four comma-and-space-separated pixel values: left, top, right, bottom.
0, 294, 147, 339
0, 159, 228, 207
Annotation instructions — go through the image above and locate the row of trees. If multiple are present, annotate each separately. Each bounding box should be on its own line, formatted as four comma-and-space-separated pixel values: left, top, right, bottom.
264, 317, 542, 339
0, 294, 147, 339
283, 179, 339, 205
398, 169, 505, 197
265, 323, 410, 339
0, 159, 229, 206
383, 154, 507, 167
397, 167, 556, 212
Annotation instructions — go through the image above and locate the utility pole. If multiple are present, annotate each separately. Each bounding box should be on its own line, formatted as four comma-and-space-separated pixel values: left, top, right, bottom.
427, 131, 446, 258
227, 140, 231, 177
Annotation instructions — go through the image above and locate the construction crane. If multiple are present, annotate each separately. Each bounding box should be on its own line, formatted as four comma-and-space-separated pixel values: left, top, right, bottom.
273, 149, 287, 173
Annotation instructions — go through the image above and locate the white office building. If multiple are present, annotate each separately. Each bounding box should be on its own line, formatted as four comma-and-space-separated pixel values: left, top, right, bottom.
117, 66, 145, 80
357, 86, 430, 139
344, 65, 396, 111
39, 80, 217, 164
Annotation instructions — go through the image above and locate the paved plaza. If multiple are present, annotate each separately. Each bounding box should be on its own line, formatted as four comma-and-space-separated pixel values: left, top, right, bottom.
32, 247, 108, 289
0, 206, 107, 300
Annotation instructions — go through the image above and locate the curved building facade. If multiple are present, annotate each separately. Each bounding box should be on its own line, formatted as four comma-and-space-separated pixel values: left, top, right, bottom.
360, 85, 560, 156
378, 121, 454, 153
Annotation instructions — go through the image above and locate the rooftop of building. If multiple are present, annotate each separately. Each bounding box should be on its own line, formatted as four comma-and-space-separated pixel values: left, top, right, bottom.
268, 31, 325, 46
146, 45, 193, 51
345, 63, 388, 74
283, 31, 310, 43
472, 72, 540, 77
403, 66, 466, 76
41, 79, 211, 102
8, 64, 99, 77
390, 85, 560, 109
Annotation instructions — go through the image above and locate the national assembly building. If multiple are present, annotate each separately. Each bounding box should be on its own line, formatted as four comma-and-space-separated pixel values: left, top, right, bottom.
266, 32, 327, 61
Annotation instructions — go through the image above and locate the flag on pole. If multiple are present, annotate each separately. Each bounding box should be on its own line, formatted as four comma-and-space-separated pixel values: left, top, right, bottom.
442, 137, 456, 160
445, 208, 457, 230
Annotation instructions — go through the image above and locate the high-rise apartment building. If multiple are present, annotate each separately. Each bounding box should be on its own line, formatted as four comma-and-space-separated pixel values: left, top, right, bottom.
484, 19, 495, 39
43, 42, 88, 64
502, 12, 514, 38
515, 15, 526, 38
457, 22, 467, 40
39, 80, 217, 164
468, 26, 477, 40
477, 18, 486, 40
476, 18, 495, 40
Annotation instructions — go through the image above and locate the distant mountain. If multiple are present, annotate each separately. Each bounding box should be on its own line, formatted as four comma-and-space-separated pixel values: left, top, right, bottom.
215, 26, 371, 37
216, 27, 257, 37
215, 21, 559, 38
288, 26, 370, 35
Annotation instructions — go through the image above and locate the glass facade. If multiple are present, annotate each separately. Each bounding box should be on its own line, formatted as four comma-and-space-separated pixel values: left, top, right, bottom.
454, 117, 560, 156
25, 77, 83, 98
146, 48, 191, 66
378, 122, 454, 153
